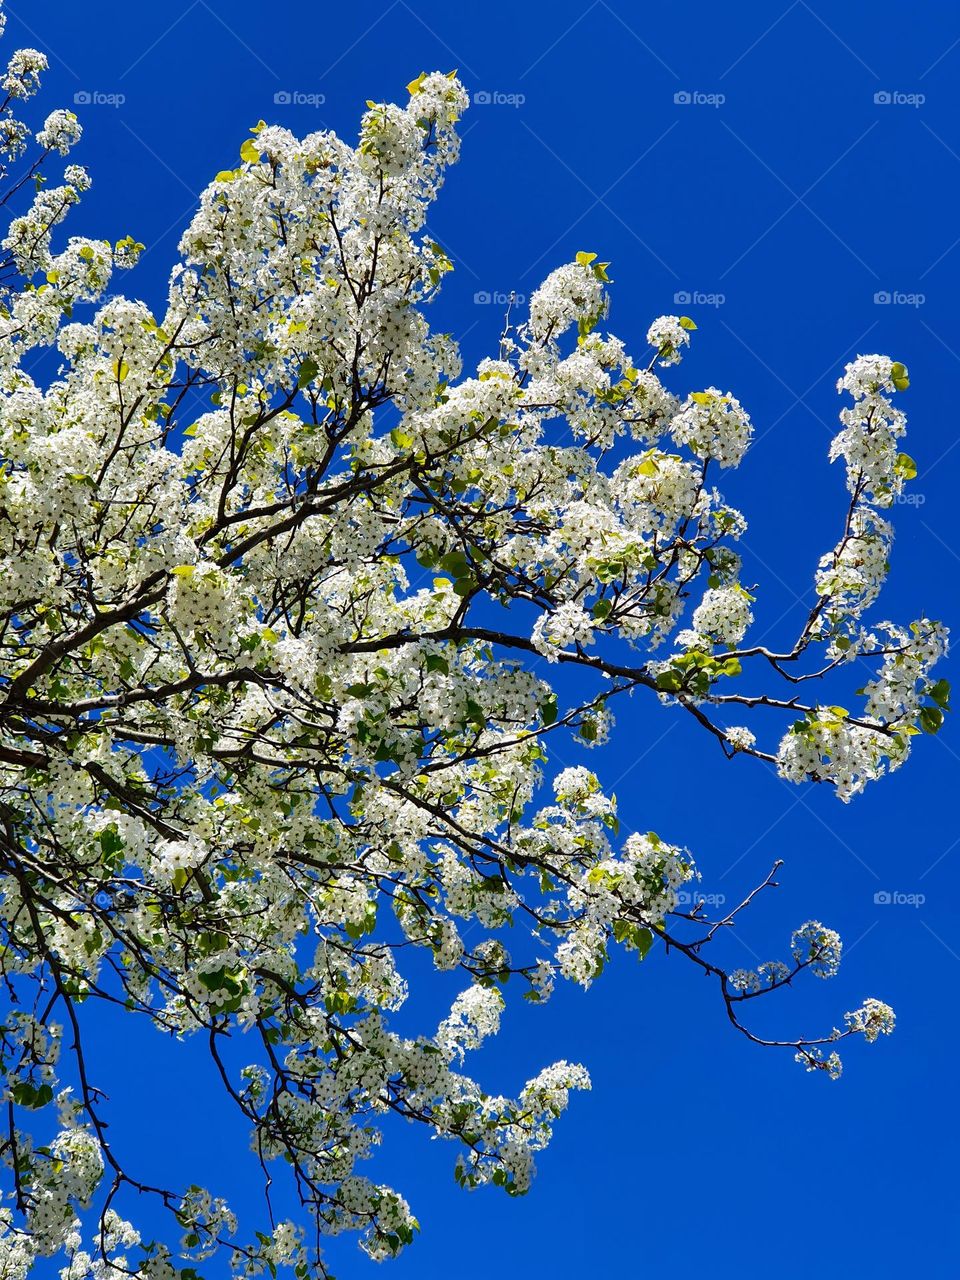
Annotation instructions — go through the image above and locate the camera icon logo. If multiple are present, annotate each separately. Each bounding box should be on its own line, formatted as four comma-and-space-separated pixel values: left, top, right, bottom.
473, 290, 491, 304
274, 90, 292, 105
874, 891, 892, 904
473, 90, 492, 105
874, 290, 891, 304
74, 90, 92, 105
874, 91, 892, 104
674, 290, 692, 304
674, 90, 692, 105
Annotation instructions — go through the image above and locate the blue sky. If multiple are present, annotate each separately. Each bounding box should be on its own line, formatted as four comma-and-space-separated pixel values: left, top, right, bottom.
6, 1, 960, 1275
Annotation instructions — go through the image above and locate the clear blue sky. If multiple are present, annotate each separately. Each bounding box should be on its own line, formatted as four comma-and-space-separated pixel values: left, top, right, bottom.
7, 1, 959, 1275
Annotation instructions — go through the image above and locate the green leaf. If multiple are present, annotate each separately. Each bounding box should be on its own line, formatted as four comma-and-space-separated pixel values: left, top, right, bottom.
425, 654, 449, 675
463, 697, 485, 731
895, 452, 917, 480
540, 693, 558, 726
390, 426, 414, 449
920, 705, 944, 734
197, 931, 230, 956
11, 1081, 53, 1109
240, 138, 260, 165
197, 966, 245, 996
890, 361, 910, 391
386, 840, 404, 864
297, 357, 319, 389
438, 550, 470, 577
324, 989, 357, 1016
656, 669, 683, 693
678, 316, 697, 331
929, 678, 951, 710
98, 826, 123, 857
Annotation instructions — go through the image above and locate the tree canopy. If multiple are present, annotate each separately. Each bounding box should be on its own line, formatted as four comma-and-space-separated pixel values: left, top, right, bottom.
0, 28, 948, 1280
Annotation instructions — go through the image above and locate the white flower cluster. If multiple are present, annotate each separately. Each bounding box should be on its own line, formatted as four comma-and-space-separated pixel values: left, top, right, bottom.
730, 959, 791, 992
844, 997, 895, 1043
796, 1047, 844, 1080
691, 583, 753, 646
552, 765, 601, 806
152, 834, 209, 886
621, 830, 696, 920
612, 450, 701, 533
25, 1127, 103, 1255
814, 505, 892, 616
758, 960, 790, 985
670, 388, 753, 467
35, 109, 81, 155
777, 707, 905, 801
0, 114, 27, 160
531, 600, 595, 660
812, 355, 916, 636
793, 997, 895, 1081
528, 261, 608, 341
436, 984, 504, 1063
730, 968, 760, 993
790, 920, 842, 979
646, 314, 692, 366
832, 354, 909, 506
167, 562, 241, 644
862, 620, 949, 722
3, 47, 46, 98
780, 360, 948, 799
0, 1213, 34, 1280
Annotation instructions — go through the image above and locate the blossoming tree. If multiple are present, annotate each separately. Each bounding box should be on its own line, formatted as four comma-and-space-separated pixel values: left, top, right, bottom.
0, 17, 949, 1278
